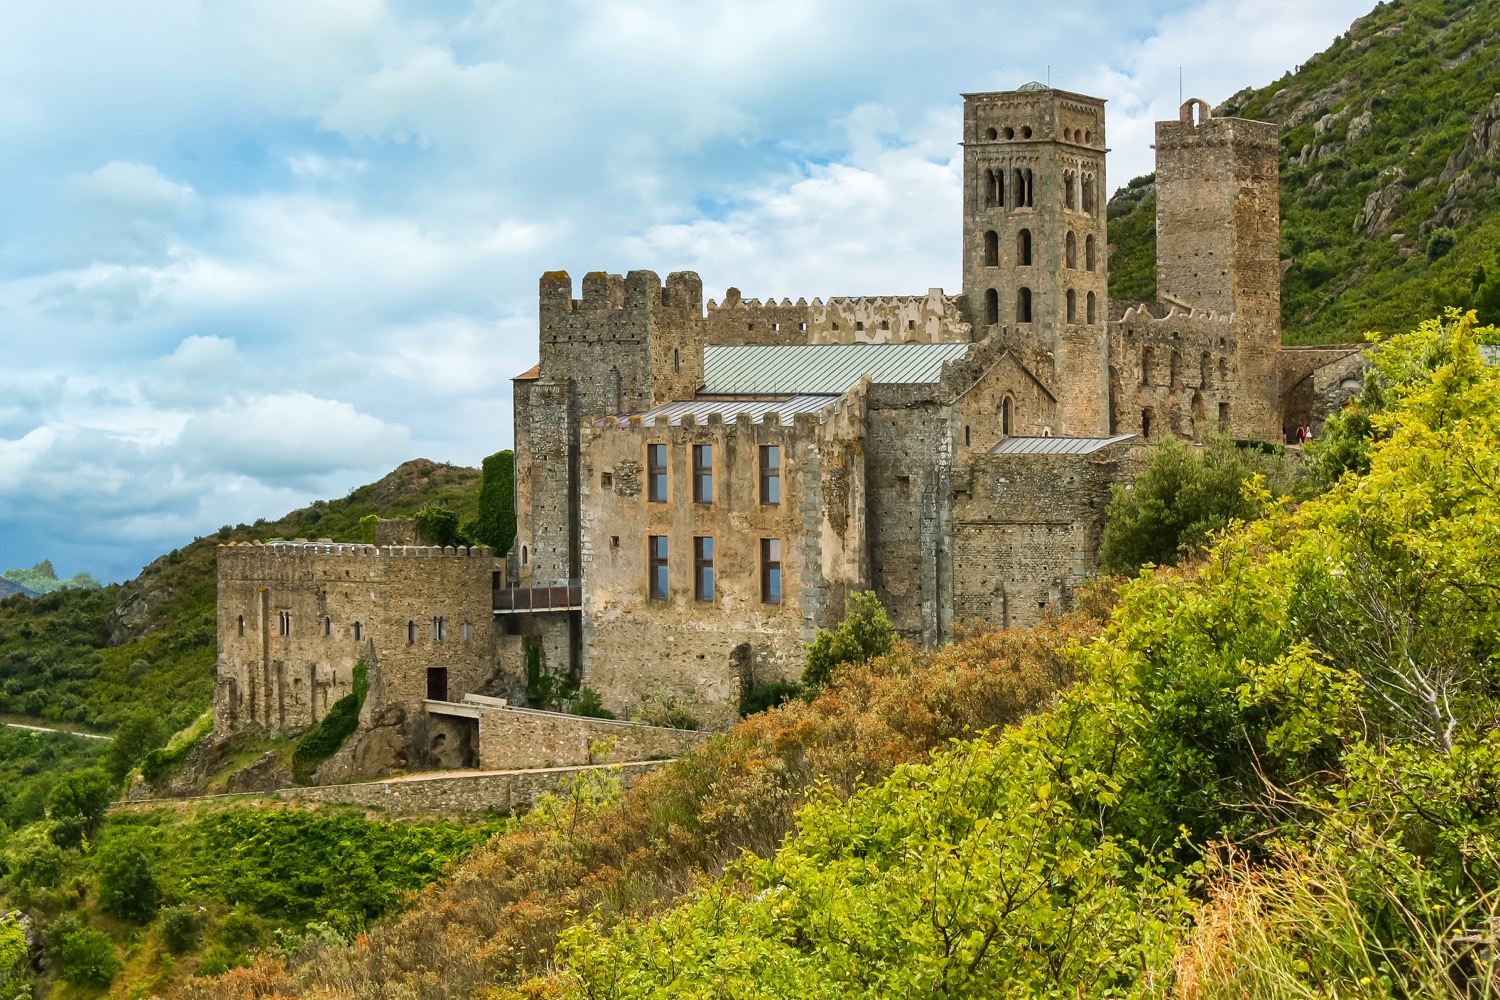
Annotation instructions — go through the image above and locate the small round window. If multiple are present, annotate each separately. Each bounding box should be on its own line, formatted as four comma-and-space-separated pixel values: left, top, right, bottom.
986, 126, 998, 140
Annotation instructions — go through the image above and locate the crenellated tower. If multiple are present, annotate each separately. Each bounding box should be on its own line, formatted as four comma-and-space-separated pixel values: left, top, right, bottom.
961, 84, 1110, 435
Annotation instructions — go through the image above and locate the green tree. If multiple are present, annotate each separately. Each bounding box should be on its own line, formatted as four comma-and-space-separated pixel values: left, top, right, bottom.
414, 505, 462, 547
94, 835, 160, 922
3, 825, 62, 901
104, 711, 166, 783
1426, 225, 1457, 261
1098, 436, 1298, 575
473, 449, 517, 554
46, 768, 112, 847
801, 591, 898, 690
57, 928, 120, 987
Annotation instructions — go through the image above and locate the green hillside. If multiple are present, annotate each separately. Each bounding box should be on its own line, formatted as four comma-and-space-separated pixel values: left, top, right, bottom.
1107, 0, 1500, 343
0, 459, 482, 824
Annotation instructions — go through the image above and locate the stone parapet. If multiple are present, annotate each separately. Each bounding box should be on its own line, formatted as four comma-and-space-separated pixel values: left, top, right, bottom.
475, 706, 707, 770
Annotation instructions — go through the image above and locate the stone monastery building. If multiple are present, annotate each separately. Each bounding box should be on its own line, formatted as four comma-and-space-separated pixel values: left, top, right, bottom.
215, 85, 1366, 775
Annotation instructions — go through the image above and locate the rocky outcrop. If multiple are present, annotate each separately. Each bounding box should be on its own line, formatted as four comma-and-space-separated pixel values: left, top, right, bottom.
1355, 166, 1408, 234
1434, 93, 1500, 227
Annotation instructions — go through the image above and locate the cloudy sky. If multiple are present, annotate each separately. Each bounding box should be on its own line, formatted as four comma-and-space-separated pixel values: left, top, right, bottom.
0, 0, 1374, 583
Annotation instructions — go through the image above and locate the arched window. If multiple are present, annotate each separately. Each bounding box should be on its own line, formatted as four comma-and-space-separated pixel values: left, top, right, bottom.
1019, 229, 1033, 266
1081, 174, 1096, 215
522, 545, 528, 565
1063, 170, 1076, 210
984, 288, 999, 325
1085, 235, 1096, 272
1066, 289, 1077, 323
323, 616, 332, 637
987, 169, 1004, 208
672, 348, 680, 373
353, 621, 363, 642
1012, 168, 1025, 209
1001, 397, 1014, 436
1086, 291, 1097, 324
407, 620, 417, 644
1023, 169, 1034, 207
1065, 231, 1077, 269
984, 230, 999, 267
1141, 346, 1154, 386
1016, 287, 1033, 323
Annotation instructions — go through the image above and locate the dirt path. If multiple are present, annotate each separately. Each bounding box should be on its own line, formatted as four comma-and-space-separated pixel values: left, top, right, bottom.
1, 720, 112, 741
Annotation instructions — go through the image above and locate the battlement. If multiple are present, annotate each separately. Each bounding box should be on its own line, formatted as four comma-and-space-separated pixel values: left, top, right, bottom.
219, 540, 496, 559
1154, 99, 1279, 152
705, 288, 969, 345
539, 269, 704, 321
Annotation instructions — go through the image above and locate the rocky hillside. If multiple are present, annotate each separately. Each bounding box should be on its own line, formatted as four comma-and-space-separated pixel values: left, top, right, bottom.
1108, 0, 1500, 343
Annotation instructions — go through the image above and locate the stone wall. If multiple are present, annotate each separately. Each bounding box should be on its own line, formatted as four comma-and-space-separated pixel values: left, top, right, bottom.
272, 761, 669, 815
950, 441, 1130, 630
705, 287, 971, 345
215, 542, 503, 741
575, 393, 868, 725
476, 706, 707, 770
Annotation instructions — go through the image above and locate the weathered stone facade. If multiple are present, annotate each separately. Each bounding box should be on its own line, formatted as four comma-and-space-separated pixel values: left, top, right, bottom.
214, 84, 1373, 777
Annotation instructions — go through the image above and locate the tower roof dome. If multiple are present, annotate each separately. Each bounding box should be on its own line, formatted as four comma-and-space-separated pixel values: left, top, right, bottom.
1017, 81, 1049, 92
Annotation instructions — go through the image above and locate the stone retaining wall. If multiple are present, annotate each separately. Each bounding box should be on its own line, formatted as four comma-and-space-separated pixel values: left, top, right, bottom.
477, 705, 708, 770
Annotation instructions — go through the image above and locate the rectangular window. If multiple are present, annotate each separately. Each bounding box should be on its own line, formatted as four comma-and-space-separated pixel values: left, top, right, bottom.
693, 444, 713, 503
647, 444, 667, 502
277, 611, 291, 636
432, 616, 446, 642
649, 535, 669, 600
761, 538, 782, 604
694, 536, 715, 601
759, 445, 781, 505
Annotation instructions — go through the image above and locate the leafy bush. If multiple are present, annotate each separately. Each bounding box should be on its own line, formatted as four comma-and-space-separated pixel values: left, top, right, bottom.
631, 694, 698, 731
159, 903, 201, 954
105, 710, 166, 783
801, 591, 897, 690
140, 708, 213, 784
291, 660, 368, 782
94, 833, 160, 922
3, 825, 63, 899
738, 679, 800, 717
568, 687, 615, 720
57, 927, 120, 987
1426, 224, 1457, 261
0, 920, 30, 1000
1098, 435, 1299, 575
414, 505, 462, 547
45, 767, 112, 845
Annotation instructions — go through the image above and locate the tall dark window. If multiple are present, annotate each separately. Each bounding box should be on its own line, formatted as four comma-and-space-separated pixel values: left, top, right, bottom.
352, 621, 363, 642
1019, 228, 1033, 265
983, 230, 999, 266
237, 615, 245, 637
1086, 235, 1096, 272
323, 616, 332, 637
761, 538, 782, 604
1001, 397, 1014, 436
649, 535, 669, 599
759, 445, 781, 504
1016, 287, 1033, 323
694, 537, 715, 601
692, 444, 713, 503
985, 288, 999, 325
647, 443, 667, 502
1066, 231, 1077, 268
1066, 289, 1077, 323
406, 619, 416, 643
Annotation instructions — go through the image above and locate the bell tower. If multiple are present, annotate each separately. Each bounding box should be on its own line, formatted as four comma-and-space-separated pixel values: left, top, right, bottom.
961, 83, 1110, 435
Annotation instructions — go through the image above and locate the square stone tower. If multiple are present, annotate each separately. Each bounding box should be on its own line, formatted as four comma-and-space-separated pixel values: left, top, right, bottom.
961, 84, 1110, 435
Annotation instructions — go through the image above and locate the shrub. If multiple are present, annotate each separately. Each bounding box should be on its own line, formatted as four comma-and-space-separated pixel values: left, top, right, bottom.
57, 928, 121, 987
801, 591, 897, 690
160, 903, 201, 954
414, 505, 462, 547
95, 836, 160, 921
568, 687, 615, 720
291, 660, 368, 782
738, 679, 800, 717
46, 767, 112, 843
0, 919, 29, 1000
4, 825, 63, 897
1426, 225, 1457, 261
632, 695, 698, 731
105, 710, 167, 783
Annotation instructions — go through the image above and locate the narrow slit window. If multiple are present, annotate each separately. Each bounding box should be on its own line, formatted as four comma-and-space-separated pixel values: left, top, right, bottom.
1086, 291, 1097, 324
647, 443, 668, 502
1001, 397, 1014, 436
1085, 235, 1096, 272
353, 621, 363, 642
1019, 228, 1033, 266
237, 615, 245, 637
1066, 231, 1077, 269
985, 288, 999, 325
694, 537, 715, 601
462, 619, 472, 642
692, 444, 713, 503
323, 616, 332, 638
407, 620, 417, 644
761, 538, 782, 604
760, 445, 781, 504
649, 535, 668, 600
1066, 289, 1077, 323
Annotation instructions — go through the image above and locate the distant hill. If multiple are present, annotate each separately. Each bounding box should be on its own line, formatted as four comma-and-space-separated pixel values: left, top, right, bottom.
0, 578, 37, 600
0, 459, 483, 736
1108, 0, 1500, 343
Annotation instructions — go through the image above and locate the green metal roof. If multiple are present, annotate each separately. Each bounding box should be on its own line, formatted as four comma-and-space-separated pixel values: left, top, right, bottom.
702, 343, 972, 395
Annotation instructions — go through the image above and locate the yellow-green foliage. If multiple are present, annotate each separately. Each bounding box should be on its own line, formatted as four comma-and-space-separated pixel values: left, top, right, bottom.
538, 311, 1500, 997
